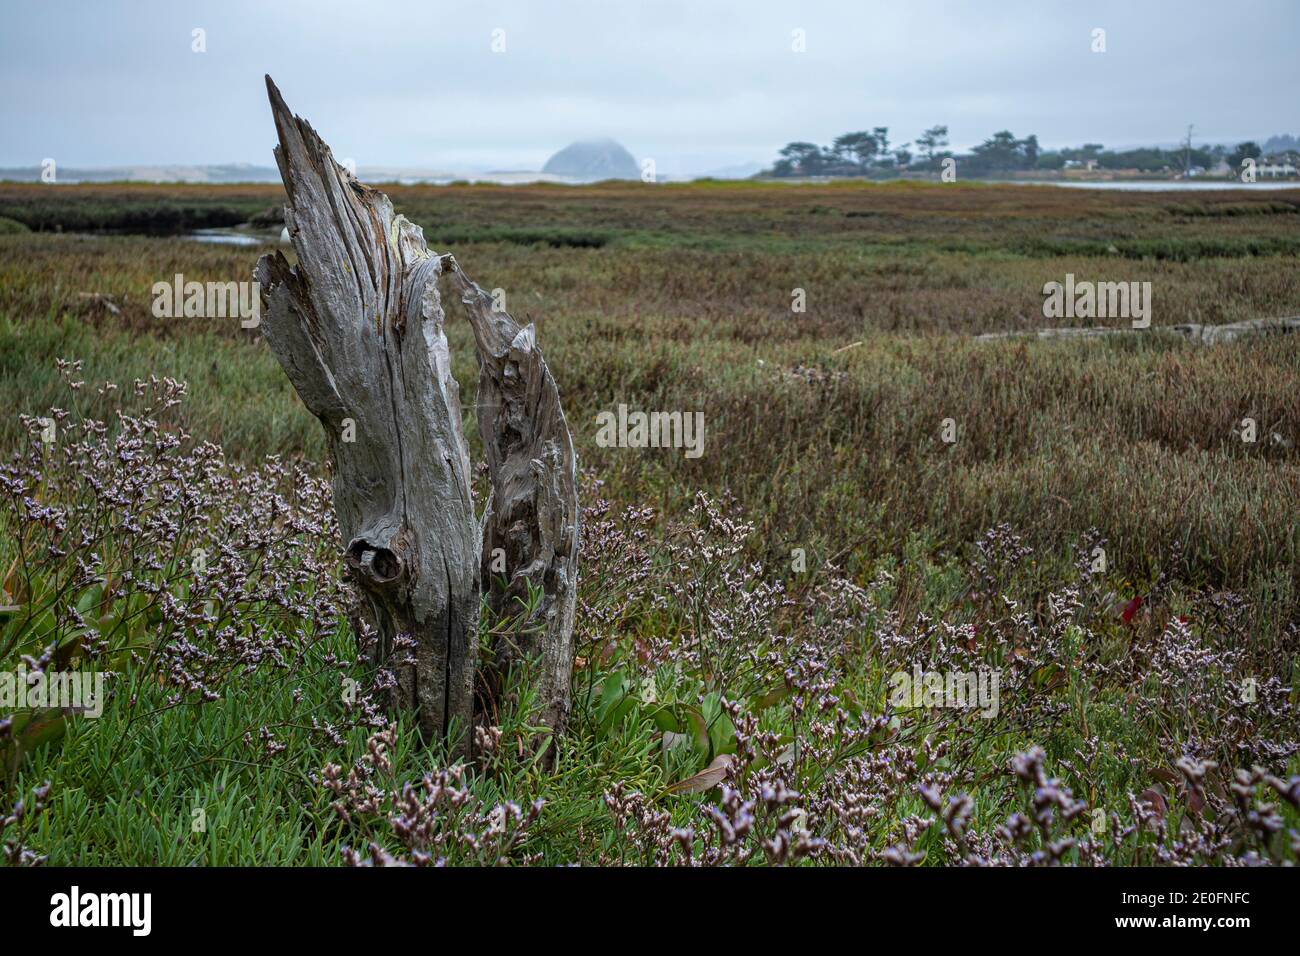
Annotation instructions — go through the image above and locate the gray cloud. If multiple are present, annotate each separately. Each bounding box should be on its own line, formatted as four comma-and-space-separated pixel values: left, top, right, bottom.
1, 0, 1295, 173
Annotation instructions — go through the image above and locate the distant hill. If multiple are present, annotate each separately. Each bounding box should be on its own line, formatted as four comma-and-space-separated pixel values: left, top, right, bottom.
542, 139, 639, 181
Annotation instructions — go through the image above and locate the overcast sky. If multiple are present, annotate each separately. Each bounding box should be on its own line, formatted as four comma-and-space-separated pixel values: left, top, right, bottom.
1, 0, 1296, 175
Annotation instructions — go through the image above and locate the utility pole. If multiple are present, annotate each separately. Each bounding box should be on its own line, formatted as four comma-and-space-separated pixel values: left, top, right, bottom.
1183, 124, 1195, 176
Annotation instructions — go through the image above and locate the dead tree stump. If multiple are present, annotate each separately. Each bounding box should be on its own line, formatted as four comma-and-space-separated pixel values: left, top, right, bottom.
254, 76, 578, 754
444, 257, 579, 738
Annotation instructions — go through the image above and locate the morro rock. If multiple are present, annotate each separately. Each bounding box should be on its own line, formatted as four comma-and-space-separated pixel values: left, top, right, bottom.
542, 138, 639, 181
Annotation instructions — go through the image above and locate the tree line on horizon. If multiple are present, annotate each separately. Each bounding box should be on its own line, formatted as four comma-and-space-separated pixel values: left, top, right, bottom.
764, 126, 1297, 178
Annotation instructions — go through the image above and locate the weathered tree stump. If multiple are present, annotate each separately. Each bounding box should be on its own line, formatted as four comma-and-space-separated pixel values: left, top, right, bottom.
254, 77, 578, 754
444, 257, 579, 738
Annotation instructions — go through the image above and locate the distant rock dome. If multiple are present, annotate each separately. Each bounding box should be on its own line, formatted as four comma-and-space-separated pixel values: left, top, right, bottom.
542, 138, 639, 181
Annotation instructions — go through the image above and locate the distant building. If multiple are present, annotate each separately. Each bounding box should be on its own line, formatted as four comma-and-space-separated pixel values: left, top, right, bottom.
1257, 159, 1298, 178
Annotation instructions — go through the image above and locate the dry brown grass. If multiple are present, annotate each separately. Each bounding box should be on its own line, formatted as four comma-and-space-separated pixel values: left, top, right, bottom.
2, 180, 1298, 603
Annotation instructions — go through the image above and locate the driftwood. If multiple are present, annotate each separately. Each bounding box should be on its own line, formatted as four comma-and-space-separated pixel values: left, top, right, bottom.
974, 315, 1300, 344
254, 76, 578, 753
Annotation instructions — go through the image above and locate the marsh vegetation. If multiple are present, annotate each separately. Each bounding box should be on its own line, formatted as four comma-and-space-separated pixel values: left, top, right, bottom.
1, 180, 1297, 865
